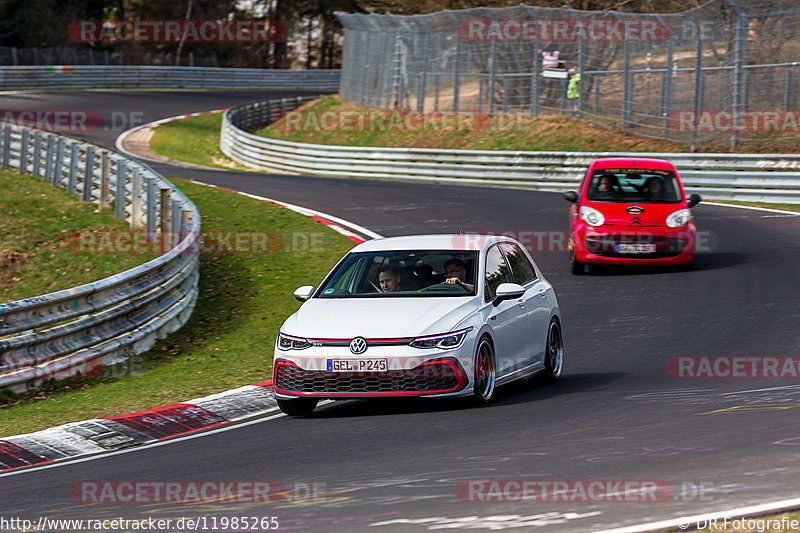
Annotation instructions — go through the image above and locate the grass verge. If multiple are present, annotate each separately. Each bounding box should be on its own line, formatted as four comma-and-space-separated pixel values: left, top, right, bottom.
149, 112, 254, 171
0, 177, 354, 436
0, 169, 158, 303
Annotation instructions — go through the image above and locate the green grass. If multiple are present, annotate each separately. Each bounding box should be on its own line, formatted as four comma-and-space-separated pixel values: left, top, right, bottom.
149, 112, 254, 171
0, 169, 158, 303
254, 95, 688, 153
0, 177, 354, 436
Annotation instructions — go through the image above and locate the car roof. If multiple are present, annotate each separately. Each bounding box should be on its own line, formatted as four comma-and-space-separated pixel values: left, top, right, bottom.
591, 157, 676, 171
351, 234, 513, 253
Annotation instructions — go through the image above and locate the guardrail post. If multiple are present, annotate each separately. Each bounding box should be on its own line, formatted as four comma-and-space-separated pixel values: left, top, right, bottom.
170, 199, 182, 244
67, 141, 79, 194
114, 158, 127, 220
83, 145, 95, 202
146, 177, 157, 242
19, 129, 30, 175
44, 135, 54, 181
100, 151, 110, 209
266, 101, 273, 125
32, 131, 42, 176
1, 127, 10, 168
53, 137, 66, 187
131, 167, 142, 229
159, 187, 171, 253
280, 98, 287, 122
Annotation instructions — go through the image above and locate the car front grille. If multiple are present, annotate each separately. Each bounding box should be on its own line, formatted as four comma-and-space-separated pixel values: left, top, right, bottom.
274, 359, 465, 396
585, 235, 686, 258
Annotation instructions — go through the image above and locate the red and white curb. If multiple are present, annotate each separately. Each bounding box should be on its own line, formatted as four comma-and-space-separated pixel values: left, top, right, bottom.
0, 381, 274, 472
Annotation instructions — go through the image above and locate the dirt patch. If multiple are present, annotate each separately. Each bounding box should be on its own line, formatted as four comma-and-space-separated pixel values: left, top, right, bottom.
0, 250, 34, 274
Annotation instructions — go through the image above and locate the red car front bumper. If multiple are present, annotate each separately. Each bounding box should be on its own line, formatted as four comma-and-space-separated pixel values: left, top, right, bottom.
571, 222, 696, 265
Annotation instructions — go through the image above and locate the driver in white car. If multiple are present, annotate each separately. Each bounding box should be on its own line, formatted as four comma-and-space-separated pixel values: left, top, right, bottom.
443, 258, 475, 292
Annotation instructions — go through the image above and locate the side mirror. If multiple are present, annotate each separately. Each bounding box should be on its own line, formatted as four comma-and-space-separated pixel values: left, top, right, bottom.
688, 193, 702, 208
564, 191, 579, 203
293, 285, 315, 302
492, 283, 526, 306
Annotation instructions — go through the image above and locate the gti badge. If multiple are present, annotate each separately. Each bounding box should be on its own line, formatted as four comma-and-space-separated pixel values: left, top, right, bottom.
349, 337, 367, 354
626, 206, 645, 214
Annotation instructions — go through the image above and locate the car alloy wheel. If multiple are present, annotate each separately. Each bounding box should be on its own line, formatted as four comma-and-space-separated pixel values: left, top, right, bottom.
473, 336, 496, 404
543, 319, 564, 382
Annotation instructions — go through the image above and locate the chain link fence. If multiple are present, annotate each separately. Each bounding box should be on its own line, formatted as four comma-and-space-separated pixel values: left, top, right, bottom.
336, 0, 800, 150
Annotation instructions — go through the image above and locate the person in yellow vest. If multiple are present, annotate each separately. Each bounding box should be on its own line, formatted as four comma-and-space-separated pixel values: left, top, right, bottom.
567, 66, 581, 116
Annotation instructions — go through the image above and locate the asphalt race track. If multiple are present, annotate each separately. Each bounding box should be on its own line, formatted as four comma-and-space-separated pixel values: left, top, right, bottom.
2, 90, 800, 532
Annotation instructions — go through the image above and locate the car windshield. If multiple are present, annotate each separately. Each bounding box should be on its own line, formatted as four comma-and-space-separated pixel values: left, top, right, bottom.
317, 250, 479, 298
586, 168, 682, 203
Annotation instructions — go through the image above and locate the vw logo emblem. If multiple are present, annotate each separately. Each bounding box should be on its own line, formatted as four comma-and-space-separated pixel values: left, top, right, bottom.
626, 206, 645, 215
349, 337, 367, 354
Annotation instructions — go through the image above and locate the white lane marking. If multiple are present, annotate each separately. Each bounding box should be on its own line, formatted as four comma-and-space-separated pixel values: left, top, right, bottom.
593, 496, 800, 533
703, 201, 800, 216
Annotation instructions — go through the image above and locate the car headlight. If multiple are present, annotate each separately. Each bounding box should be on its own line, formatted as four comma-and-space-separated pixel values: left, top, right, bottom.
666, 208, 692, 228
410, 327, 473, 350
579, 206, 605, 227
277, 332, 311, 350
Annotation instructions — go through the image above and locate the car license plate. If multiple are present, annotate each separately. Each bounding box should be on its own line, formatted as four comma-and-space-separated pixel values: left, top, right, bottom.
616, 243, 656, 254
327, 359, 387, 372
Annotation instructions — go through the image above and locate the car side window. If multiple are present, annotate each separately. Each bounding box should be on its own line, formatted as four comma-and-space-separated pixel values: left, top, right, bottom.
500, 242, 537, 285
484, 245, 512, 302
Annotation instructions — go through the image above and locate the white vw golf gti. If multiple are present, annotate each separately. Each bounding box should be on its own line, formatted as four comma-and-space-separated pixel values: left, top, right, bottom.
273, 234, 563, 415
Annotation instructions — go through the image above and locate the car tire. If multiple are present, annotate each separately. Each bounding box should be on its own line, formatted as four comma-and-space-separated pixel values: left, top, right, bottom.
570, 249, 585, 275
473, 336, 496, 404
542, 318, 564, 383
277, 398, 319, 416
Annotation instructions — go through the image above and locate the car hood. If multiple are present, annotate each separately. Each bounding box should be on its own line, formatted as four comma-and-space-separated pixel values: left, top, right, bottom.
282, 297, 478, 339
586, 201, 685, 227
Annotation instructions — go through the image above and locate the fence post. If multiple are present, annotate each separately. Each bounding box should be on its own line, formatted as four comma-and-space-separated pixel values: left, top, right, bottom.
19, 129, 29, 175
53, 137, 66, 187
146, 177, 157, 242
478, 79, 484, 113
488, 39, 497, 116
663, 36, 674, 140
531, 39, 541, 116
418, 31, 432, 113
728, 1, 746, 151
691, 34, 704, 151
453, 36, 462, 113
578, 40, 586, 118
623, 40, 632, 126
502, 77, 509, 116
785, 66, 793, 112
114, 159, 127, 220
83, 146, 95, 202
32, 131, 42, 176
67, 141, 79, 194
434, 73, 440, 112
100, 151, 111, 210
593, 76, 600, 116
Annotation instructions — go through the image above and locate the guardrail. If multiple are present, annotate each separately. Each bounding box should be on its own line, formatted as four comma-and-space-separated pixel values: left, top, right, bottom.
0, 123, 200, 394
221, 99, 800, 204
0, 65, 340, 90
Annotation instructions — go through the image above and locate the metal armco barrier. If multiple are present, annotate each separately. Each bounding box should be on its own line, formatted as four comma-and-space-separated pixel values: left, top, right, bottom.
0, 123, 201, 394
0, 65, 340, 90
221, 98, 800, 204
